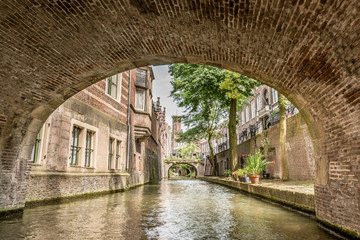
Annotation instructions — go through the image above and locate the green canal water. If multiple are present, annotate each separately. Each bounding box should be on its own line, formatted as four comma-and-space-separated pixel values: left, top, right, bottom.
0, 180, 337, 239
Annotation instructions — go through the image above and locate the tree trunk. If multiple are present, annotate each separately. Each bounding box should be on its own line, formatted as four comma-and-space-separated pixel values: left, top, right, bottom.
279, 93, 289, 180
208, 135, 216, 176
229, 98, 238, 171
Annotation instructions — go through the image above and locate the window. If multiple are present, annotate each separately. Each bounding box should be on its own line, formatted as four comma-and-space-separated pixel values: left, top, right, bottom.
84, 131, 94, 167
138, 156, 141, 171
106, 75, 118, 99
115, 140, 121, 170
69, 120, 98, 169
136, 69, 147, 87
257, 95, 261, 110
272, 89, 278, 103
135, 89, 145, 110
31, 131, 41, 163
241, 111, 245, 125
245, 106, 249, 122
106, 74, 122, 101
251, 101, 255, 119
264, 90, 269, 105
108, 138, 114, 170
70, 126, 81, 165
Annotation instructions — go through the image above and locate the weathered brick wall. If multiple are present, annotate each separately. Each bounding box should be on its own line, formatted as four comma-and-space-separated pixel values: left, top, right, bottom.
74, 79, 128, 124
26, 173, 128, 202
38, 97, 128, 172
144, 137, 162, 182
0, 0, 359, 236
216, 114, 315, 181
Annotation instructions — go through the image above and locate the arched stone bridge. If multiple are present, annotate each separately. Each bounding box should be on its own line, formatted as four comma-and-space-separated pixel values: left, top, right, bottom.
164, 159, 205, 177
0, 0, 359, 236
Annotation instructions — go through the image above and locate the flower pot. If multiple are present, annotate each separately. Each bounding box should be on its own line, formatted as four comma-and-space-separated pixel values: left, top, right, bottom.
249, 175, 260, 184
242, 176, 249, 183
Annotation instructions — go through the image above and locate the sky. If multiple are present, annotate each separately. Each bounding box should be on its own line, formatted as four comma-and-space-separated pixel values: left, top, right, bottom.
151, 65, 186, 126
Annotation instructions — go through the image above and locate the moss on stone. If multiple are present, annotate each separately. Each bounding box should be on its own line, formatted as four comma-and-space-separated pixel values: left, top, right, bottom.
25, 182, 147, 207
0, 206, 24, 219
316, 218, 360, 240
25, 188, 126, 207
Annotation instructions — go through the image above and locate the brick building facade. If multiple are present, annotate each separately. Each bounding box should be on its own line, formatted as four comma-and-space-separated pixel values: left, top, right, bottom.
171, 116, 183, 156
26, 67, 167, 202
215, 114, 315, 181
200, 85, 309, 180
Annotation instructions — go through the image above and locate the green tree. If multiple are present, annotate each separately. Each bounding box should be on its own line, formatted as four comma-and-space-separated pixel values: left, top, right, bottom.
169, 64, 227, 175
169, 64, 259, 174
219, 73, 259, 171
178, 142, 198, 158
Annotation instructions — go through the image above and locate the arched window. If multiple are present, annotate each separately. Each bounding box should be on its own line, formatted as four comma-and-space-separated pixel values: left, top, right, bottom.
264, 89, 269, 105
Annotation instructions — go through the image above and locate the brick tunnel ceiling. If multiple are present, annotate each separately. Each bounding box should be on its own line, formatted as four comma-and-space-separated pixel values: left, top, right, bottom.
0, 0, 359, 125
1, 1, 360, 235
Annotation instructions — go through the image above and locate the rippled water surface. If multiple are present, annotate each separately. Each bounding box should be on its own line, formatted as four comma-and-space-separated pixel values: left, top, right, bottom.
0, 180, 337, 240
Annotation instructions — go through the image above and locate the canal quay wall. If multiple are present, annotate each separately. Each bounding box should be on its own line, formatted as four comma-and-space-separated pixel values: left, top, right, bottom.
215, 114, 315, 181
25, 172, 129, 204
199, 177, 315, 214
199, 177, 360, 239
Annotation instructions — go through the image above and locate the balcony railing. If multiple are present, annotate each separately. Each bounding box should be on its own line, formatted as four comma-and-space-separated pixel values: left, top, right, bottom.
258, 105, 271, 118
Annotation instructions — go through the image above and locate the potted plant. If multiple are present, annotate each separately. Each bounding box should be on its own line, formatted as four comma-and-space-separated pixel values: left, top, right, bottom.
223, 169, 232, 178
245, 149, 272, 184
232, 171, 237, 181
235, 168, 249, 183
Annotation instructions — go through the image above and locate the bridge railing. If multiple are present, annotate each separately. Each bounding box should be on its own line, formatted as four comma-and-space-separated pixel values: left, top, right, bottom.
164, 159, 204, 164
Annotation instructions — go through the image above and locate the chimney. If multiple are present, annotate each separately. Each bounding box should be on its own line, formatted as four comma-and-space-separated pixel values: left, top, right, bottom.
156, 97, 161, 112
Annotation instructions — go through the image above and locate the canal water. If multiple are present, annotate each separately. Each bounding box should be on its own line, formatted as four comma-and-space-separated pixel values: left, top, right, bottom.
0, 180, 337, 240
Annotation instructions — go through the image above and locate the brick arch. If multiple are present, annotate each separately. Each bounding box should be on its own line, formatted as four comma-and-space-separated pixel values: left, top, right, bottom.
166, 163, 198, 177
0, 0, 359, 235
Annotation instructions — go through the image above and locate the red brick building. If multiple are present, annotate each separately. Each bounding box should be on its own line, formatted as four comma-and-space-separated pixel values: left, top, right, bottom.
26, 67, 167, 202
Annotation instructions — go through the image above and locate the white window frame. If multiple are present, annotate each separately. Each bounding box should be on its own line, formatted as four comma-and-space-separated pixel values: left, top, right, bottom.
251, 100, 255, 119
241, 111, 245, 125
135, 88, 146, 111
136, 69, 147, 88
84, 130, 95, 168
257, 95, 261, 111
69, 125, 82, 166
105, 73, 122, 102
31, 127, 46, 164
68, 119, 98, 168
245, 106, 249, 122
272, 89, 278, 103
115, 140, 122, 170
109, 134, 124, 171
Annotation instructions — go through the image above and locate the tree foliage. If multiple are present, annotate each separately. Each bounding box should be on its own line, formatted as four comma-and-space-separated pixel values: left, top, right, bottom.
169, 64, 259, 173
178, 142, 199, 158
219, 72, 259, 102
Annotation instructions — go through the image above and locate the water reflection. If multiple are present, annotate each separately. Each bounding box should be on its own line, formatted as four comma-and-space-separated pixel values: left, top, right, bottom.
0, 180, 337, 240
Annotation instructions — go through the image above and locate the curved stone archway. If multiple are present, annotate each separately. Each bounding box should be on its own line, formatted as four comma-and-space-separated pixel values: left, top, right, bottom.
165, 161, 203, 178
0, 0, 359, 235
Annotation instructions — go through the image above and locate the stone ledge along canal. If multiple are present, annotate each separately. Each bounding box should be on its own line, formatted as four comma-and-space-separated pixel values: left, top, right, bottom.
0, 179, 338, 239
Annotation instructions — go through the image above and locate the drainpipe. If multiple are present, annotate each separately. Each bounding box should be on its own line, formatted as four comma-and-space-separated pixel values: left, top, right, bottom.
126, 70, 132, 171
